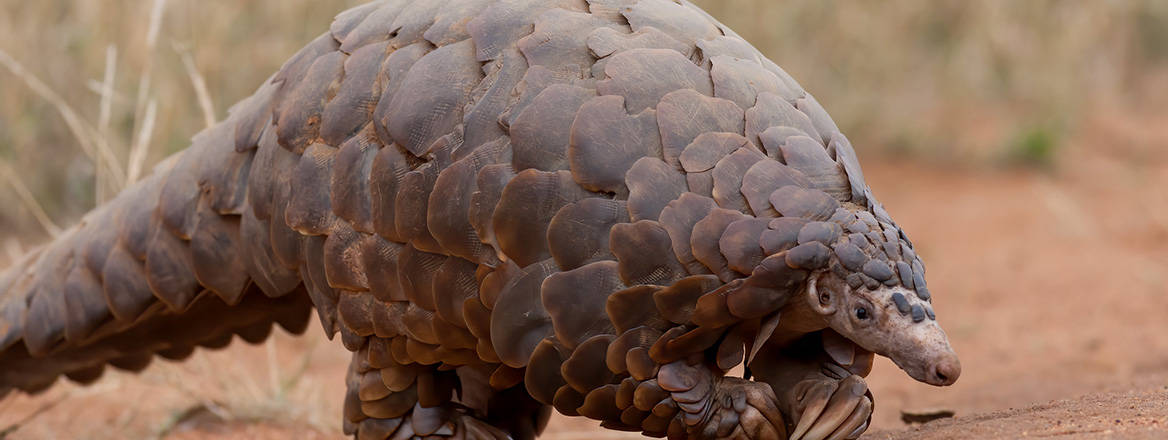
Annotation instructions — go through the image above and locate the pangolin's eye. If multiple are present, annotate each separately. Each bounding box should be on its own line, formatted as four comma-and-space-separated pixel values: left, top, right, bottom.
855, 307, 869, 320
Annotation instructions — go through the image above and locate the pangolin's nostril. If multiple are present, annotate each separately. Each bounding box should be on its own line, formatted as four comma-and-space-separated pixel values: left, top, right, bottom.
932, 357, 961, 386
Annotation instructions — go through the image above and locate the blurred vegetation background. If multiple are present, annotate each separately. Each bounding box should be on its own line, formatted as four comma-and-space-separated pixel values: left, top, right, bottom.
1, 0, 1166, 264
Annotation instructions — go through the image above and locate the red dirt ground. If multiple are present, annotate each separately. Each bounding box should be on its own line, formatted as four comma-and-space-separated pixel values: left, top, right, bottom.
1, 115, 1167, 439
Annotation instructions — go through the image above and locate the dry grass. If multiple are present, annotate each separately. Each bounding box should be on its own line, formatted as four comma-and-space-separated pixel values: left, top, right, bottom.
0, 0, 366, 263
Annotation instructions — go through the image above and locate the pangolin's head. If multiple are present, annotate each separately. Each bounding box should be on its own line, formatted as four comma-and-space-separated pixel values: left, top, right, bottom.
705, 184, 960, 387
798, 207, 961, 386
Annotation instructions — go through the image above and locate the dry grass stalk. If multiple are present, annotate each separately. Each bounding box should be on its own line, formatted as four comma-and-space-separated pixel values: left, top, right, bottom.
177, 44, 217, 129
0, 50, 125, 192
97, 45, 118, 138
85, 79, 130, 105
0, 162, 62, 237
126, 0, 168, 186
95, 45, 119, 202
126, 99, 158, 184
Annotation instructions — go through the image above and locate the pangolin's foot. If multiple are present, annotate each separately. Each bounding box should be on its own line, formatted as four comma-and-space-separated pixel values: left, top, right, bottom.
655, 360, 787, 439
343, 357, 522, 440
781, 365, 873, 440
353, 403, 512, 440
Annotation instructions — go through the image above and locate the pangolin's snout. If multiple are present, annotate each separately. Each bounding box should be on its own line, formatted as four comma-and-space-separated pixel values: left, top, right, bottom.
883, 318, 961, 386
926, 352, 961, 386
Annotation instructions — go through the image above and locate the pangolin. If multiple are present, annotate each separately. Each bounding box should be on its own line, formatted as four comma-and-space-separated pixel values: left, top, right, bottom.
0, 1, 961, 439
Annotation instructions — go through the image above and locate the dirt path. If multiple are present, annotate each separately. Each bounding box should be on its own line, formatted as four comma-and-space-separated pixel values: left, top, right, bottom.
866, 385, 1168, 440
2, 132, 1167, 439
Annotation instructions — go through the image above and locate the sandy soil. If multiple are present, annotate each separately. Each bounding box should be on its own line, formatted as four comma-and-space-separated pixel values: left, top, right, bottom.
866, 384, 1168, 439
1, 113, 1167, 439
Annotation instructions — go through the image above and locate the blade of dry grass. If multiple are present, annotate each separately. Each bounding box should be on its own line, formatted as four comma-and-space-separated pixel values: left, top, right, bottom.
177, 44, 217, 129
0, 162, 62, 237
126, 99, 158, 184
85, 80, 130, 104
94, 45, 119, 202
0, 49, 125, 190
127, 0, 168, 185
97, 45, 118, 137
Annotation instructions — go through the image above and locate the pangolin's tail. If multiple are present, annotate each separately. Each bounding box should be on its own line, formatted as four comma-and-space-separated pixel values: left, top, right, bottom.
0, 74, 316, 396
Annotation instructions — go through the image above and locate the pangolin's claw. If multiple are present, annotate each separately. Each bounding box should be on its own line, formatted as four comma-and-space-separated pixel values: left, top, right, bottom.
825, 395, 871, 440
786, 374, 873, 440
802, 375, 867, 440
788, 379, 837, 440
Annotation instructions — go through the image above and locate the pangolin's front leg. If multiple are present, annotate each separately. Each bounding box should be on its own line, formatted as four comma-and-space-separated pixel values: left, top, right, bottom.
526, 334, 788, 439
592, 338, 874, 440
751, 333, 875, 440
644, 358, 787, 439
513, 274, 795, 438
511, 200, 877, 439
515, 265, 881, 439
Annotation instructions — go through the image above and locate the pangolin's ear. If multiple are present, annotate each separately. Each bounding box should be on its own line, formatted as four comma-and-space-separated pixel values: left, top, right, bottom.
806, 272, 837, 316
